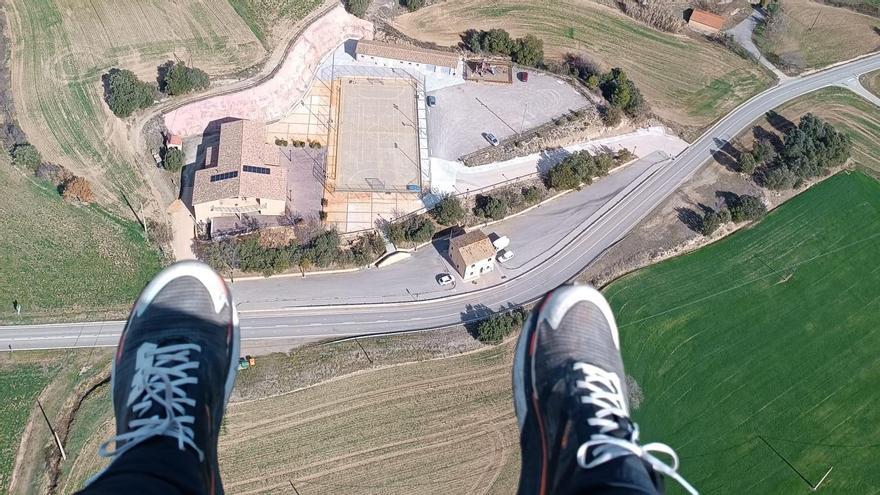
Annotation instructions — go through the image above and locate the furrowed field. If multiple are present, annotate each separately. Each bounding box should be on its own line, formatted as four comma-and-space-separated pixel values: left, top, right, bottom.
393, 0, 774, 134
606, 172, 880, 494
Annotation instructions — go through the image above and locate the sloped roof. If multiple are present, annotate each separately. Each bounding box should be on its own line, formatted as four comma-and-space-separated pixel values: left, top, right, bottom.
450, 230, 495, 265
192, 120, 287, 205
356, 40, 460, 69
689, 9, 724, 30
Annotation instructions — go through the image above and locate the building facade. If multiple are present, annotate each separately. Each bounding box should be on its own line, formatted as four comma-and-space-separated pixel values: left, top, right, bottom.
355, 39, 462, 77
448, 230, 496, 280
192, 119, 288, 224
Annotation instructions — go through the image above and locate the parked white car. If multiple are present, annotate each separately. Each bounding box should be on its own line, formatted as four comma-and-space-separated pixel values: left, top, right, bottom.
496, 249, 514, 263
484, 132, 499, 146
437, 273, 454, 286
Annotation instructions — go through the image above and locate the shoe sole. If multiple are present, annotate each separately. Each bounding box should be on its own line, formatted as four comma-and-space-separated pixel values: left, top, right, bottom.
511, 284, 619, 495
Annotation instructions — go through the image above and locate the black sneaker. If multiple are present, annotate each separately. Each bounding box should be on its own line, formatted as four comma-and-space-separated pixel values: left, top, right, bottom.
92, 261, 240, 494
512, 284, 696, 495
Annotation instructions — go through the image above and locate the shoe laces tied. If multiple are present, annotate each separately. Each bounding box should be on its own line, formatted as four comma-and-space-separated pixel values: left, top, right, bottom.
573, 362, 698, 495
99, 342, 204, 462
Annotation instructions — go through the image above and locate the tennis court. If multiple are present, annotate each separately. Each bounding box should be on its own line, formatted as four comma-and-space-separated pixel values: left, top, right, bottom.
335, 77, 422, 192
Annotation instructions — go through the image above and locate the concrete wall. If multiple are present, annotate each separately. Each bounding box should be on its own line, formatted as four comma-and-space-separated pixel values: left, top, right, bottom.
194, 197, 285, 222
356, 54, 458, 77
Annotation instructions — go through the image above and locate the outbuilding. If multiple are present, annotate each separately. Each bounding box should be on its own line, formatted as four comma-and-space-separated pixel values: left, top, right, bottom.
448, 229, 496, 280
688, 9, 725, 33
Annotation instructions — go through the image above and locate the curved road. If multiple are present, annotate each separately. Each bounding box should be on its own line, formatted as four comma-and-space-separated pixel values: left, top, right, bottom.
3, 53, 880, 351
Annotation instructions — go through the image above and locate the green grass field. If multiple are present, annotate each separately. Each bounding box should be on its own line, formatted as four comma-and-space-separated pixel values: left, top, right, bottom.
0, 362, 60, 492
605, 172, 880, 493
0, 162, 161, 323
227, 0, 325, 46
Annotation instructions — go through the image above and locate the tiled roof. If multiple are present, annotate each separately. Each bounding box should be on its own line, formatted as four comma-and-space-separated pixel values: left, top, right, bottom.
689, 9, 724, 30
450, 230, 496, 265
356, 40, 460, 69
192, 119, 287, 205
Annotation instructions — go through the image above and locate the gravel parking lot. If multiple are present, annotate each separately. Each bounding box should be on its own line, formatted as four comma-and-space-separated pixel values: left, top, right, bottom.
426, 70, 589, 160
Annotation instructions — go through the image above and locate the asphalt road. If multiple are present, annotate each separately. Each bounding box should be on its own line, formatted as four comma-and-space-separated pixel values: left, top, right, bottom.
3, 53, 879, 351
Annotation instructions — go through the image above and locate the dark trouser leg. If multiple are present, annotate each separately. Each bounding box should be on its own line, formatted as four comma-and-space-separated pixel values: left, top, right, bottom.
76, 437, 208, 495
562, 455, 664, 495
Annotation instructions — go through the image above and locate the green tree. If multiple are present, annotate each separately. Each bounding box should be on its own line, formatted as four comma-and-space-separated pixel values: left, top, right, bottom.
511, 34, 544, 67
546, 160, 580, 190
164, 148, 185, 172
346, 0, 370, 17
474, 195, 508, 220
475, 308, 525, 343
106, 69, 154, 118
11, 144, 41, 170
430, 194, 466, 225
482, 29, 513, 54
522, 185, 543, 204
739, 152, 757, 175
585, 74, 600, 90
700, 209, 723, 236
751, 140, 774, 165
730, 195, 767, 222
404, 0, 424, 11
163, 62, 210, 96
464, 29, 483, 52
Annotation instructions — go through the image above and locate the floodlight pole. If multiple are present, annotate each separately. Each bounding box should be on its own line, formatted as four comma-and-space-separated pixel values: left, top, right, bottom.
37, 400, 66, 460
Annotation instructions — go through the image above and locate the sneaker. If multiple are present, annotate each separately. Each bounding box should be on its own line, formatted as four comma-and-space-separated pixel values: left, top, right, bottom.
93, 261, 240, 493
512, 284, 696, 495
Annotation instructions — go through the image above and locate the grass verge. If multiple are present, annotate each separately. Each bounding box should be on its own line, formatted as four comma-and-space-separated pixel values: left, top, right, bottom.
605, 171, 880, 493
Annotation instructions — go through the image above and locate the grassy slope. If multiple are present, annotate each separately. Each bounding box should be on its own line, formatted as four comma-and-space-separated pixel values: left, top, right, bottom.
227, 0, 325, 46
0, 363, 59, 492
393, 0, 774, 133
605, 172, 880, 494
0, 162, 161, 323
754, 0, 880, 74
861, 69, 880, 97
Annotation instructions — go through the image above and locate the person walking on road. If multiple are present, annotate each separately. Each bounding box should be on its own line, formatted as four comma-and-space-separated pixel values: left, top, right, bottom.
78, 262, 695, 494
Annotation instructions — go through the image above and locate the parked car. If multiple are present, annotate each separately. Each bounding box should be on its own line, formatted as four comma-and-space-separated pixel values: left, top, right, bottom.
437, 273, 454, 286
484, 132, 499, 146
426, 95, 437, 107
496, 249, 514, 263
518, 71, 529, 82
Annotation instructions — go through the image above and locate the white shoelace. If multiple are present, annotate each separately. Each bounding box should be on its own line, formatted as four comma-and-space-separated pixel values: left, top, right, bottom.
573, 362, 699, 495
99, 342, 204, 462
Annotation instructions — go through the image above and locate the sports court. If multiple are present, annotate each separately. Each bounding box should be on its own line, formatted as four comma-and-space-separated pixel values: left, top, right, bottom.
333, 77, 421, 192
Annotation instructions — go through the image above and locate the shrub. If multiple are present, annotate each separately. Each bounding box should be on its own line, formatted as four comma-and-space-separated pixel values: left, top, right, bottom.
700, 209, 723, 236
602, 106, 623, 127
147, 219, 173, 245
585, 74, 600, 90
60, 176, 94, 203
162, 62, 210, 96
164, 148, 185, 173
546, 160, 581, 190
403, 0, 424, 11
275, 138, 289, 146
106, 69, 154, 117
346, 0, 370, 17
474, 194, 508, 220
351, 231, 386, 265
11, 143, 40, 170
430, 194, 466, 225
511, 34, 544, 67
729, 195, 767, 222
522, 185, 543, 204
292, 140, 306, 148
482, 28, 514, 54
475, 308, 526, 343
35, 162, 62, 183
739, 152, 757, 175
463, 29, 483, 52
759, 165, 796, 190
389, 214, 435, 244
308, 140, 322, 149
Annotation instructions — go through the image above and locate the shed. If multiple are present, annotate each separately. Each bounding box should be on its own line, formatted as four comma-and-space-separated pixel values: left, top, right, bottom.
688, 9, 725, 33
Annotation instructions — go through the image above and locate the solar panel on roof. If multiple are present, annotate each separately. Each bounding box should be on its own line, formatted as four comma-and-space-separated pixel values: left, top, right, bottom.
210, 171, 238, 182
243, 165, 271, 175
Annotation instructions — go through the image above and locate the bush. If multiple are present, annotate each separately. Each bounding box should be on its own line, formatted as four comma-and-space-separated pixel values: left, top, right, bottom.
403, 0, 424, 11
388, 214, 435, 244
308, 140, 322, 149
35, 162, 62, 183
739, 152, 757, 175
106, 69, 154, 117
11, 143, 40, 170
164, 148, 185, 173
482, 28, 514, 54
602, 106, 623, 127
729, 195, 767, 222
511, 34, 544, 67
292, 140, 306, 148
700, 209, 723, 236
586, 74, 600, 90
759, 165, 796, 190
275, 138, 289, 146
162, 62, 210, 96
475, 308, 526, 343
546, 160, 581, 190
430, 194, 466, 225
522, 185, 543, 204
346, 0, 370, 17
599, 68, 647, 118
60, 176, 94, 203
351, 232, 386, 265
474, 194, 508, 220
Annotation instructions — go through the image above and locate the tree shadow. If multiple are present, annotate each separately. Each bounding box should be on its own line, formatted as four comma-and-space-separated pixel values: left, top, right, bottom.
752, 125, 784, 153
536, 147, 571, 176
676, 207, 703, 233
157, 60, 174, 93
460, 303, 494, 337
715, 190, 741, 208
100, 69, 120, 104
711, 137, 740, 172
765, 110, 795, 134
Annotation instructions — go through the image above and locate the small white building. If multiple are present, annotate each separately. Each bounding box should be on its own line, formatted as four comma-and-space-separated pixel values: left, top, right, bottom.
355, 39, 462, 77
448, 229, 496, 280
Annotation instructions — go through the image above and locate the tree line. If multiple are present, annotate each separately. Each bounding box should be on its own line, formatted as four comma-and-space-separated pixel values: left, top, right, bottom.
105, 61, 210, 118
462, 28, 545, 67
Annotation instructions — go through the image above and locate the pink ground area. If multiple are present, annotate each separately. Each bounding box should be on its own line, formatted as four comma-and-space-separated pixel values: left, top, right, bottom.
164, 6, 373, 136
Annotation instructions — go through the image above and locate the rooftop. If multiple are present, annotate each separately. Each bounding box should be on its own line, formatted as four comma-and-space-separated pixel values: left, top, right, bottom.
449, 230, 496, 265
356, 40, 461, 69
688, 9, 725, 30
192, 120, 287, 205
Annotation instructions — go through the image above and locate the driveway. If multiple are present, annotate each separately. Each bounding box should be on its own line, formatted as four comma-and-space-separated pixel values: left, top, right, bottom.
727, 9, 788, 81
427, 70, 589, 160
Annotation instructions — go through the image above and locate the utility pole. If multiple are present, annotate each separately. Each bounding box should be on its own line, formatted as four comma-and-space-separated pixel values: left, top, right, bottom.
289, 480, 301, 495
355, 339, 373, 364
37, 400, 66, 460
